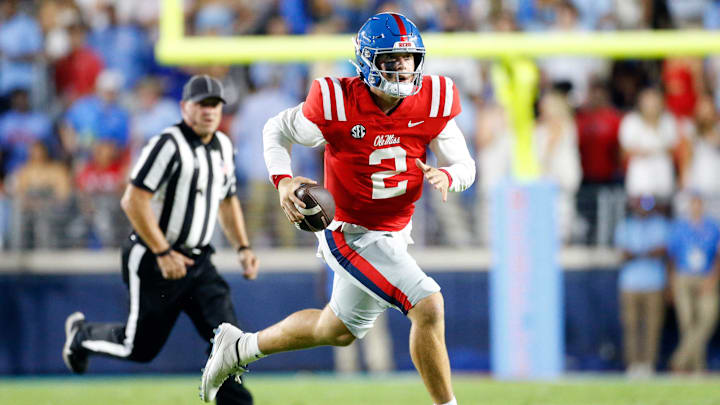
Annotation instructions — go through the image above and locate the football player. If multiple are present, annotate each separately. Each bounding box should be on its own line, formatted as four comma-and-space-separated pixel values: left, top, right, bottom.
201, 13, 475, 405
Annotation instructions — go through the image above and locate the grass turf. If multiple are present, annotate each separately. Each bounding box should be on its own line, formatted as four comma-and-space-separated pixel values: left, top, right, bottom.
0, 374, 718, 405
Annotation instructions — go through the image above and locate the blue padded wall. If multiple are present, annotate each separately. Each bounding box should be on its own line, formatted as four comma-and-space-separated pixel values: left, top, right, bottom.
1, 269, 718, 375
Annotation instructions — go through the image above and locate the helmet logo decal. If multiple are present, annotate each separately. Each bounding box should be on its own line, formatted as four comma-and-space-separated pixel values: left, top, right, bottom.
350, 124, 366, 139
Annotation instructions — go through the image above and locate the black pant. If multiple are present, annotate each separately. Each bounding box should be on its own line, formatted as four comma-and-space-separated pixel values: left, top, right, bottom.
77, 238, 252, 405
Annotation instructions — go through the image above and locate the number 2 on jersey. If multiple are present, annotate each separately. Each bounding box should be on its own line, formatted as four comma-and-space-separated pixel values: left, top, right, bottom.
369, 146, 408, 199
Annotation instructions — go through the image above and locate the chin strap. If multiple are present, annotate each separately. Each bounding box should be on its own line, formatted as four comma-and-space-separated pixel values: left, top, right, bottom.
378, 78, 415, 97
349, 59, 362, 76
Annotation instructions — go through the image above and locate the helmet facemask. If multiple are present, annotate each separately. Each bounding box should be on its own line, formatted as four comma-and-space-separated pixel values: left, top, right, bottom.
375, 49, 425, 98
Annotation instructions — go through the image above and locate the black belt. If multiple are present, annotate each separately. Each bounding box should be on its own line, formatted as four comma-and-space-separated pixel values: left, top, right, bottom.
129, 233, 214, 258
175, 245, 214, 259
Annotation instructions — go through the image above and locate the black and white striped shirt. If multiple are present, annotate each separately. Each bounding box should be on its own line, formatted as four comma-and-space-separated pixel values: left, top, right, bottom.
130, 121, 237, 250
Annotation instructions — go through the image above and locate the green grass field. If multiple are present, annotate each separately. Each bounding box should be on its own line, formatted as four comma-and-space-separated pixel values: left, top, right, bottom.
1, 373, 719, 405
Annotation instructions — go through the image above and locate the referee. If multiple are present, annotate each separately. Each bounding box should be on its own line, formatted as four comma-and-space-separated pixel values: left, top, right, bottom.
62, 75, 258, 405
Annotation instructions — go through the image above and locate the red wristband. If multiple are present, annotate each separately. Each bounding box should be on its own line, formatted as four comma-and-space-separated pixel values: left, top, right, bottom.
438, 169, 453, 188
271, 174, 292, 189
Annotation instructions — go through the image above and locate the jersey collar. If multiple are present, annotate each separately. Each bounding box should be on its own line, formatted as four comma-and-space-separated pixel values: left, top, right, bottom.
355, 78, 415, 117
178, 120, 220, 150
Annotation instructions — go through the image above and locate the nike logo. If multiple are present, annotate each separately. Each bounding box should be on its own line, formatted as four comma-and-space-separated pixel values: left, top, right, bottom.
407, 120, 424, 128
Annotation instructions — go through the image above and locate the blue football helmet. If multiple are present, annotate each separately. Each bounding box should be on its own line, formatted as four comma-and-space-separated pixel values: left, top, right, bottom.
352, 13, 425, 98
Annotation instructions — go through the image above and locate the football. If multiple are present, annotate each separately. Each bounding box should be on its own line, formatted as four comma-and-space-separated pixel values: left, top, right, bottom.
293, 184, 335, 232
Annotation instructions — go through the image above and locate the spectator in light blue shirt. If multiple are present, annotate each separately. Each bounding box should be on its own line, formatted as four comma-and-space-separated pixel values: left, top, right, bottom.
193, 1, 236, 36
129, 77, 180, 153
0, 87, 51, 249
87, 3, 152, 90
0, 88, 53, 177
704, 0, 720, 29
231, 65, 308, 247
667, 191, 720, 373
60, 70, 130, 168
614, 195, 669, 377
0, 0, 43, 97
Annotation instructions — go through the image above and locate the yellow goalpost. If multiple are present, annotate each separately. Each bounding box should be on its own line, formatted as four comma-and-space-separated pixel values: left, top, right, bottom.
156, 0, 720, 63
155, 0, 720, 177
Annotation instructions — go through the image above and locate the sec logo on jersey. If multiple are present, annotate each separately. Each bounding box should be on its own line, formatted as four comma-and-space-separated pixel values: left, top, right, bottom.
350, 124, 366, 139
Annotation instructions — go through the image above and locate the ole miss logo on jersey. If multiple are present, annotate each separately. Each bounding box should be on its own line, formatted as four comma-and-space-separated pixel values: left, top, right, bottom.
374, 134, 400, 146
301, 75, 461, 231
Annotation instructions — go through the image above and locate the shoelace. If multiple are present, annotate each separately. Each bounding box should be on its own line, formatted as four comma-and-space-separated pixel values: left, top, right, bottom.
231, 365, 249, 384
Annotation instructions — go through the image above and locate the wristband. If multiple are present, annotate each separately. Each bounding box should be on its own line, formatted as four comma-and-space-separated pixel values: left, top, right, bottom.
155, 247, 172, 257
272, 174, 292, 189
237, 245, 251, 253
438, 168, 453, 188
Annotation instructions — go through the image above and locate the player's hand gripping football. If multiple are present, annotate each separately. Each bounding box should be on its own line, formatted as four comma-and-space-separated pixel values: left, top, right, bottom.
415, 158, 449, 202
157, 251, 194, 280
277, 176, 318, 223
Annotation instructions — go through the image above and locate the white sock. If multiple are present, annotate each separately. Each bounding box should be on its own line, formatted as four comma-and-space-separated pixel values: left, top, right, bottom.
435, 396, 457, 405
236, 332, 265, 364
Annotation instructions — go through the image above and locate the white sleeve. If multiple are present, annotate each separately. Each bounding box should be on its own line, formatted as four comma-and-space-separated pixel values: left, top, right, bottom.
263, 102, 326, 178
429, 119, 476, 192
618, 113, 636, 150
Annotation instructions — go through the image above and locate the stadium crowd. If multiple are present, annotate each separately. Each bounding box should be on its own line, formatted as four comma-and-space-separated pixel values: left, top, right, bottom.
1, 0, 720, 250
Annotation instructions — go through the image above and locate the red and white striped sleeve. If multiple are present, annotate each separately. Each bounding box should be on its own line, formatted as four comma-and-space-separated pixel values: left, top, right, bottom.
427, 75, 462, 119
302, 77, 348, 124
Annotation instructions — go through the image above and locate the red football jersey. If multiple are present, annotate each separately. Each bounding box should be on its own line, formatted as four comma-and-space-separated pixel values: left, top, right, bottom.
302, 75, 461, 231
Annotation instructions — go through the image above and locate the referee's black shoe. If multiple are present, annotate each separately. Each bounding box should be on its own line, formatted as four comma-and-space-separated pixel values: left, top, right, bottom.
63, 312, 89, 374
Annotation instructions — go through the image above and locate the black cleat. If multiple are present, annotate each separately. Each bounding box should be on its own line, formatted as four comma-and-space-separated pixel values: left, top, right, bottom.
62, 312, 89, 374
